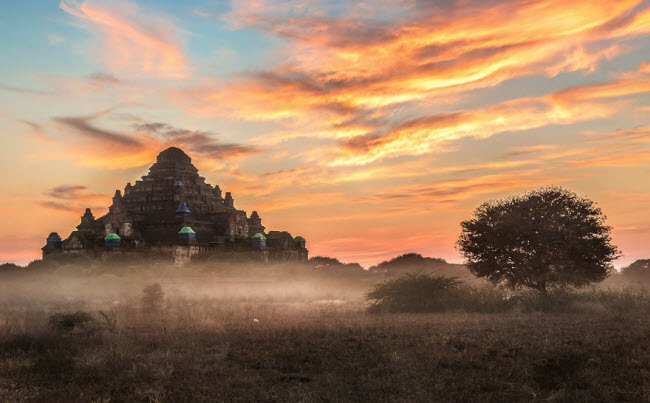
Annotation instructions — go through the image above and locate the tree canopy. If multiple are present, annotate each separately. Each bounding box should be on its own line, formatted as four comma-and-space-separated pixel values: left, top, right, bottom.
309, 256, 363, 271
621, 259, 650, 283
369, 253, 447, 272
457, 186, 619, 293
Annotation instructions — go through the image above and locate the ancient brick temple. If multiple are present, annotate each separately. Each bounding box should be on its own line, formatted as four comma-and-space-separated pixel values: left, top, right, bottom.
42, 147, 308, 263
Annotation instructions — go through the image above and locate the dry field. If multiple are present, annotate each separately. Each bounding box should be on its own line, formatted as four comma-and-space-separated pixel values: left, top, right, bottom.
0, 261, 647, 402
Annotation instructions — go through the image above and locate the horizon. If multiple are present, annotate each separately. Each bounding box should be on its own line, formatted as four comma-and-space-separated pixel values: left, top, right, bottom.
2, 1, 650, 268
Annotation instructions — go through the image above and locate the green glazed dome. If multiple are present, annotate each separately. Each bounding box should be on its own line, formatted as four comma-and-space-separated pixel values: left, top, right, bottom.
178, 227, 196, 234
294, 236, 305, 242
252, 233, 266, 241
104, 233, 121, 241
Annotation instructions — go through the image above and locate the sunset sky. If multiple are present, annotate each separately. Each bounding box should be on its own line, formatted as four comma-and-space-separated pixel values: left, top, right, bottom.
1, 0, 650, 267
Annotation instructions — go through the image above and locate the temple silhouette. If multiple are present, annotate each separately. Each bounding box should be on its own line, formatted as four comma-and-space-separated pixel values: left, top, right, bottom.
42, 147, 308, 263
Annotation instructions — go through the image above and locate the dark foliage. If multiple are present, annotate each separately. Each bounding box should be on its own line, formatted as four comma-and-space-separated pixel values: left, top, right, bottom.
26, 259, 55, 271
309, 256, 363, 271
368, 253, 447, 273
367, 273, 461, 312
458, 186, 620, 293
621, 259, 650, 283
0, 263, 23, 271
141, 283, 165, 313
48, 312, 96, 333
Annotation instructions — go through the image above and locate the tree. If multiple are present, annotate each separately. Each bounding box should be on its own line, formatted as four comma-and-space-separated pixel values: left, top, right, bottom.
368, 253, 447, 273
141, 283, 165, 313
621, 259, 650, 283
457, 186, 619, 294
309, 256, 363, 270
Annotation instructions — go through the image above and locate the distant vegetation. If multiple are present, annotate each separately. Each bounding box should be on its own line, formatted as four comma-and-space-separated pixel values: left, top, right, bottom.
368, 253, 447, 272
367, 272, 649, 314
0, 263, 23, 271
367, 273, 462, 313
48, 312, 96, 333
621, 259, 650, 284
308, 256, 363, 271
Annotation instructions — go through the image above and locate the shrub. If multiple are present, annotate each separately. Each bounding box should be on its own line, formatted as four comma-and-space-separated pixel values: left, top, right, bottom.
368, 253, 447, 273
48, 312, 96, 333
367, 273, 461, 313
621, 259, 650, 284
367, 277, 650, 314
98, 310, 117, 332
0, 263, 23, 271
309, 256, 363, 271
141, 283, 165, 313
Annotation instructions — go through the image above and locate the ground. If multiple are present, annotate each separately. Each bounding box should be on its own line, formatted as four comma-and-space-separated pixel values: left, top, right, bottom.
0, 262, 647, 402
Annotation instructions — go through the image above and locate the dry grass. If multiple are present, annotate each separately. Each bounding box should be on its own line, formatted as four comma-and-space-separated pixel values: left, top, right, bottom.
0, 261, 648, 402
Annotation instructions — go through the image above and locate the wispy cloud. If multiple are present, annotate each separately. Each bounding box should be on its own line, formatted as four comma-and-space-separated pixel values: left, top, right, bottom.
60, 0, 190, 78
327, 75, 650, 165
352, 169, 598, 212
39, 201, 83, 212
133, 121, 263, 163
42, 110, 262, 171
39, 184, 110, 215
171, 0, 650, 168
0, 84, 54, 96
52, 113, 142, 147
47, 34, 65, 45
46, 184, 107, 201
86, 72, 124, 85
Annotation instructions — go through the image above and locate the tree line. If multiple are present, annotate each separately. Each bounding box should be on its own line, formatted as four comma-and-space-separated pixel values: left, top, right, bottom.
311, 186, 646, 293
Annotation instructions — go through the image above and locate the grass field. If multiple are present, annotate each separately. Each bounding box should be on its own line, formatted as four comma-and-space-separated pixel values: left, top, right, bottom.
0, 261, 648, 402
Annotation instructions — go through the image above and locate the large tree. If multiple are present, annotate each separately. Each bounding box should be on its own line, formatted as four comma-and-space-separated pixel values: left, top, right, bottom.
457, 186, 619, 293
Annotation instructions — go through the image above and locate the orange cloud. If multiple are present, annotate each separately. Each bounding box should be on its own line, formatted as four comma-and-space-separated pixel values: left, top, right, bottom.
60, 0, 189, 78
41, 110, 262, 171
166, 0, 650, 171
353, 170, 553, 206
327, 75, 650, 165
257, 192, 345, 211
209, 1, 645, 111
641, 61, 650, 73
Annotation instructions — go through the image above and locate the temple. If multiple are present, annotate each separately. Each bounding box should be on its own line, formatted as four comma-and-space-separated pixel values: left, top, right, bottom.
42, 147, 308, 263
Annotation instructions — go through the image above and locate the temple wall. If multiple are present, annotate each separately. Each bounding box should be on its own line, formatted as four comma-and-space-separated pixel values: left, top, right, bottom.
41, 148, 310, 267
268, 249, 309, 263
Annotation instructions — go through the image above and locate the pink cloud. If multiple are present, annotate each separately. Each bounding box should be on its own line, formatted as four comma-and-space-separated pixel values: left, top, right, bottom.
60, 0, 190, 78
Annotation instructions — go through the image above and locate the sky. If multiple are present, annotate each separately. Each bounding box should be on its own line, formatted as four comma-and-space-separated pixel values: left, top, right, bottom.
1, 0, 650, 267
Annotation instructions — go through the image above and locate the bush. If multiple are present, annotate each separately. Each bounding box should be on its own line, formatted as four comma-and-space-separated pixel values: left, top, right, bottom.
141, 283, 165, 313
309, 256, 363, 271
621, 259, 650, 284
367, 276, 650, 314
0, 263, 23, 271
368, 253, 447, 273
48, 312, 96, 333
367, 273, 461, 312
